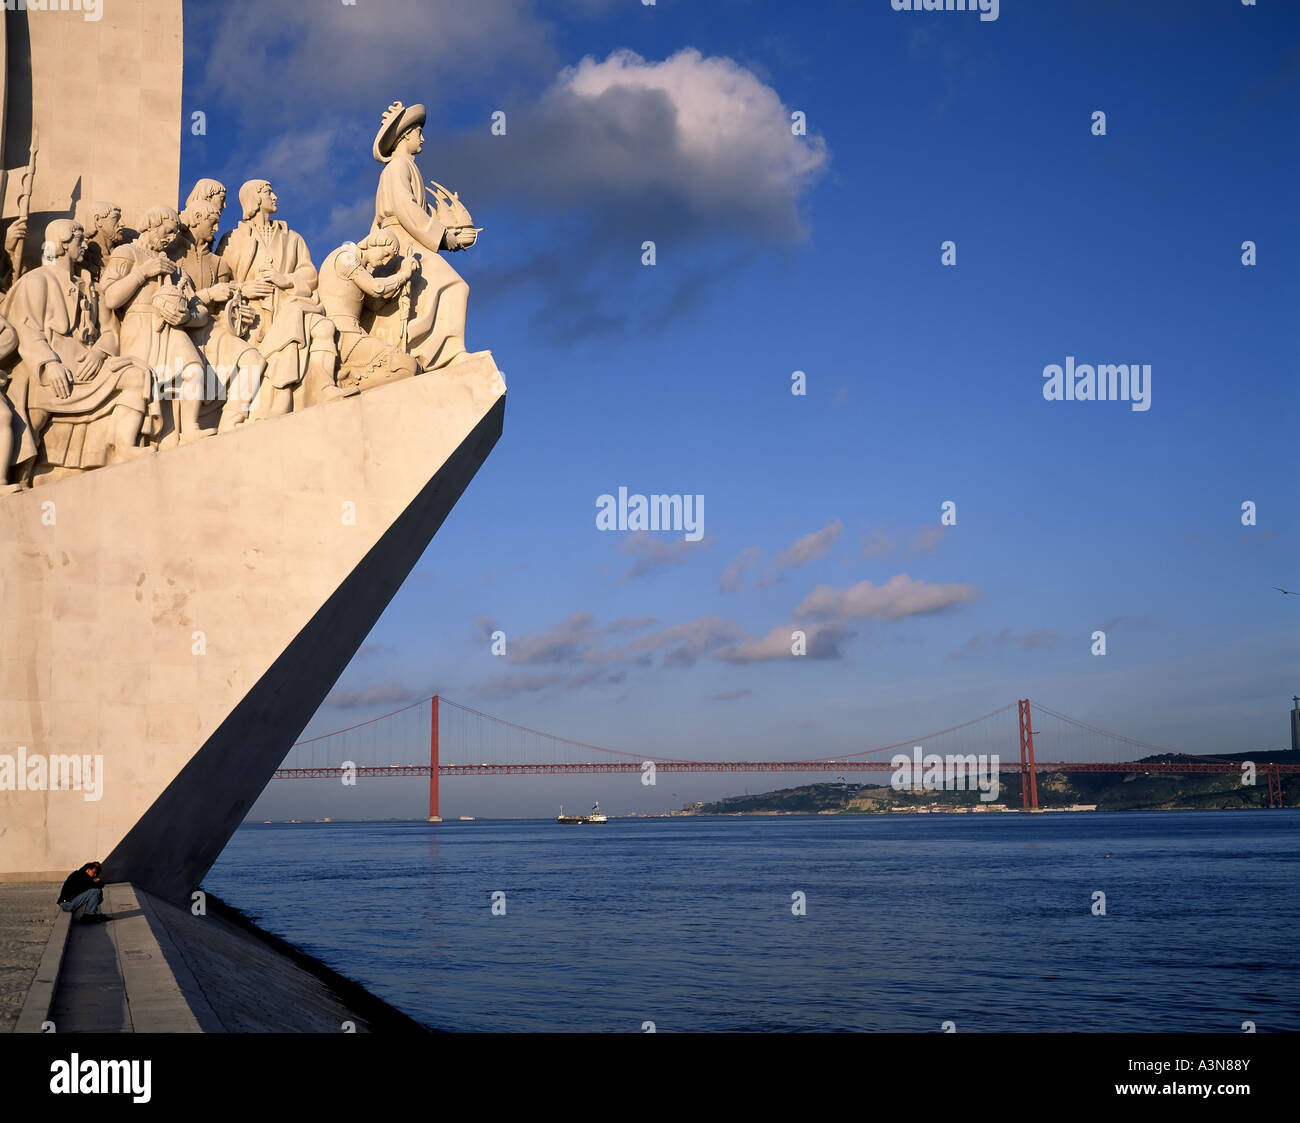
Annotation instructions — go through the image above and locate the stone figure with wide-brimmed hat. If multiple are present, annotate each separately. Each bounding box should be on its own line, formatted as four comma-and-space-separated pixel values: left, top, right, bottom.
368, 101, 479, 370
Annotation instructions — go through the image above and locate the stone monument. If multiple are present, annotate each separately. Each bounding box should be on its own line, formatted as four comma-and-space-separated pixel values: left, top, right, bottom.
0, 5, 506, 902
2, 1, 184, 267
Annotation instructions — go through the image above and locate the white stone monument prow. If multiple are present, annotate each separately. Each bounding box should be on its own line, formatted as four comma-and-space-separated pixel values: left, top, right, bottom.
0, 354, 506, 900
0, 4, 509, 897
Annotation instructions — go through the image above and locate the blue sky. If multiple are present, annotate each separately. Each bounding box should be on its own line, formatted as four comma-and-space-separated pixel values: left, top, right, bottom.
177, 0, 1299, 818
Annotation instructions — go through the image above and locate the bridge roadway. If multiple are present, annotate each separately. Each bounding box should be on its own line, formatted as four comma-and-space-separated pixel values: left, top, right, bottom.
274, 760, 1300, 778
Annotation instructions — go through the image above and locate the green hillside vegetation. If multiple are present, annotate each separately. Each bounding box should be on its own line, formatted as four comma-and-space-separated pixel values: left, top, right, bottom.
679, 750, 1300, 815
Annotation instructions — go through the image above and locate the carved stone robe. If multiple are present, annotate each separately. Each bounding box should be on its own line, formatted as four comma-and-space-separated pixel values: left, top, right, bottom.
0, 314, 19, 483
2, 263, 148, 471
318, 246, 416, 391
221, 219, 331, 392
172, 228, 262, 405
369, 153, 468, 368
101, 242, 208, 393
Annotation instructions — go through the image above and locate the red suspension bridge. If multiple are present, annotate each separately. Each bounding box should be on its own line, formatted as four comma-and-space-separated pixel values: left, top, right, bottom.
270, 697, 1297, 816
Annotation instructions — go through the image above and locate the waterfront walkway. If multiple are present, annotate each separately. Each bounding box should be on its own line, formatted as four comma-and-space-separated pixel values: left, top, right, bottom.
1, 881, 427, 1033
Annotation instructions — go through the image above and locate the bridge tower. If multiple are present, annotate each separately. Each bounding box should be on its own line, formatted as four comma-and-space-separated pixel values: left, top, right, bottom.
1267, 764, 1283, 809
428, 696, 442, 822
1017, 699, 1040, 811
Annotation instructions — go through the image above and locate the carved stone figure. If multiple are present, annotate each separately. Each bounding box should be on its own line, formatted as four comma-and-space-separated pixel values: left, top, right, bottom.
1, 217, 28, 293
0, 99, 491, 499
101, 205, 216, 448
187, 178, 231, 255
2, 220, 152, 477
369, 102, 477, 370
171, 196, 265, 433
76, 201, 124, 285
221, 179, 350, 414
187, 178, 227, 218
0, 312, 22, 493
319, 231, 420, 393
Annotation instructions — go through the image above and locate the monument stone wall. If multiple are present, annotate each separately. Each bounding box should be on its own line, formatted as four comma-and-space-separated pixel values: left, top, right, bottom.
0, 356, 505, 899
2, 1, 183, 248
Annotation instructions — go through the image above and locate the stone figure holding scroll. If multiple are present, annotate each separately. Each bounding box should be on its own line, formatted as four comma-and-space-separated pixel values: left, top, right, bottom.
101, 205, 215, 448
319, 230, 420, 393
2, 220, 151, 477
369, 102, 478, 370
221, 179, 351, 414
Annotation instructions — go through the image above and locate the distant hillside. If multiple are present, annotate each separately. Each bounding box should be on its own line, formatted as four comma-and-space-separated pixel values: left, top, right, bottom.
679, 751, 1299, 815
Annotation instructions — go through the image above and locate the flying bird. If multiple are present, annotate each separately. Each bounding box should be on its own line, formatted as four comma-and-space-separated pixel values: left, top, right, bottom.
1275, 587, 1298, 596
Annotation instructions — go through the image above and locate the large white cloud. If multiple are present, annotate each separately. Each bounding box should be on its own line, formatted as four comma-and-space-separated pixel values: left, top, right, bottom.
443, 48, 829, 238
553, 48, 828, 231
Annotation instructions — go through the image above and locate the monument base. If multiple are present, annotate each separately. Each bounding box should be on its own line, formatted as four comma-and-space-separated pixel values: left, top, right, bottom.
0, 356, 505, 901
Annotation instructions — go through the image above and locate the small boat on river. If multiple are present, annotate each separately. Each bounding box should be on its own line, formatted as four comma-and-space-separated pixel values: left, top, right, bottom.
557, 802, 608, 825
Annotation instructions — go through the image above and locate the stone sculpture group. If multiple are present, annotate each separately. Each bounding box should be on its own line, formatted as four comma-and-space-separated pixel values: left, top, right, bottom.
0, 101, 480, 493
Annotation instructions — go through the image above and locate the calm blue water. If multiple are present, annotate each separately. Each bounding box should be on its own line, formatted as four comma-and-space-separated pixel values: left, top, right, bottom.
205, 811, 1300, 1032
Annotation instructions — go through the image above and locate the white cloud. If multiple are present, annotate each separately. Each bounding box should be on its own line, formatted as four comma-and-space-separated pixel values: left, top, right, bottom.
796, 575, 979, 623
550, 48, 828, 232
766, 519, 842, 577
506, 612, 603, 665
619, 532, 712, 580
441, 48, 830, 239
722, 623, 855, 663
720, 545, 761, 592
325, 681, 434, 709
724, 521, 843, 593
195, 0, 556, 119
627, 615, 749, 668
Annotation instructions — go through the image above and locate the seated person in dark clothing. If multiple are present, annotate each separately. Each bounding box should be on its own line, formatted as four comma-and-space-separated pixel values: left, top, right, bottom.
57, 862, 112, 923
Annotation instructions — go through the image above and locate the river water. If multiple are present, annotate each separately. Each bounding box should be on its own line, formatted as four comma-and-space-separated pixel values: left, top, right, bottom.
204, 810, 1299, 1032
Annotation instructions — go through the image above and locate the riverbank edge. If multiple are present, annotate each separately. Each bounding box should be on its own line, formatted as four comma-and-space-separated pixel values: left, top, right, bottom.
200, 890, 438, 1033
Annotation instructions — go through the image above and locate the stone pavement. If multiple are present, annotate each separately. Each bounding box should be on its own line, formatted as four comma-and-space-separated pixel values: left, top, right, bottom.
47, 903, 129, 1032
0, 883, 59, 1033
